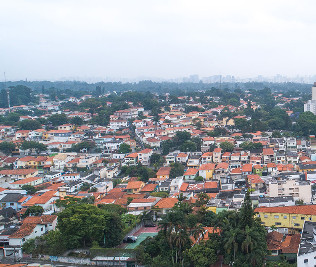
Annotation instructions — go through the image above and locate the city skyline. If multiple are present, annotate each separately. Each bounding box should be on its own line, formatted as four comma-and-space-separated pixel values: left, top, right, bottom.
2, 0, 316, 81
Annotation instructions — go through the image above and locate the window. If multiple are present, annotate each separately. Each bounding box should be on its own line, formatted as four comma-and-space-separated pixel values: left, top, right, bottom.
294, 223, 300, 227
257, 215, 260, 218
264, 215, 268, 218
304, 259, 308, 263
283, 216, 287, 219
301, 217, 305, 220
275, 222, 281, 225
41, 227, 43, 231
293, 216, 296, 219
310, 217, 313, 221
274, 215, 279, 219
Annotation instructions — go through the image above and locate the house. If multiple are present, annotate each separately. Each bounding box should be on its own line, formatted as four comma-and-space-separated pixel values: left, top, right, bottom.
156, 167, 171, 180
126, 181, 145, 194
155, 197, 178, 214
123, 153, 138, 166
127, 198, 159, 215
61, 173, 80, 181
4, 215, 57, 258
198, 163, 215, 180
137, 149, 153, 166
267, 231, 300, 262
263, 148, 275, 164
140, 183, 158, 194
297, 221, 316, 266
201, 152, 213, 164
169, 177, 184, 194
22, 190, 58, 212
247, 174, 264, 191
0, 169, 39, 185
10, 176, 44, 189
183, 168, 198, 180
176, 153, 189, 164
255, 205, 316, 229
0, 193, 25, 210
213, 148, 222, 163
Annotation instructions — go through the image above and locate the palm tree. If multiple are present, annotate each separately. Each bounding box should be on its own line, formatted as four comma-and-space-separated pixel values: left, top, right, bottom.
224, 228, 239, 263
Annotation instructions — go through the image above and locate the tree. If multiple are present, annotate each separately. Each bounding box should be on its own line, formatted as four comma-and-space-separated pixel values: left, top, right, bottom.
0, 142, 16, 154
22, 205, 44, 218
21, 141, 47, 153
19, 119, 41, 130
48, 113, 68, 126
150, 191, 169, 198
184, 242, 217, 267
57, 204, 124, 248
150, 153, 165, 168
295, 199, 304, 205
170, 162, 185, 178
195, 176, 204, 182
71, 141, 96, 152
70, 116, 84, 126
118, 143, 132, 154
220, 141, 234, 152
80, 182, 91, 191
22, 185, 37, 195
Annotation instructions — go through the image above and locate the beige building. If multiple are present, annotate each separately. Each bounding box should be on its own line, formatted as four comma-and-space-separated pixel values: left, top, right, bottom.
268, 179, 312, 203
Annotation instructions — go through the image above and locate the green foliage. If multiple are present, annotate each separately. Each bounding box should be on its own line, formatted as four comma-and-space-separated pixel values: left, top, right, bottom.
240, 141, 263, 151
150, 153, 165, 168
21, 185, 38, 195
0, 142, 16, 154
71, 141, 96, 152
161, 131, 201, 155
120, 163, 155, 182
22, 205, 44, 218
58, 204, 124, 248
272, 131, 282, 138
295, 111, 316, 136
295, 199, 304, 205
98, 204, 127, 215
150, 191, 168, 198
48, 113, 68, 126
70, 116, 84, 125
220, 141, 234, 152
80, 182, 91, 191
118, 143, 132, 154
170, 162, 185, 178
195, 175, 204, 182
184, 241, 217, 267
0, 85, 34, 108
21, 141, 47, 152
19, 119, 41, 130
208, 127, 228, 137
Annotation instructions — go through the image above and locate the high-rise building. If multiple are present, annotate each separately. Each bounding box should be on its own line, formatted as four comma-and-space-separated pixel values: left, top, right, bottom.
304, 82, 316, 114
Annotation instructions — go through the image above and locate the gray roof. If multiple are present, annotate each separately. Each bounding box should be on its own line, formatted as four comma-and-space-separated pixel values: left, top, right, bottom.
0, 193, 24, 203
298, 221, 316, 256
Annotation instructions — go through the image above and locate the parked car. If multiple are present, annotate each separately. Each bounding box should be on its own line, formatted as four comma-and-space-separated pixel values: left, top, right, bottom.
123, 236, 137, 243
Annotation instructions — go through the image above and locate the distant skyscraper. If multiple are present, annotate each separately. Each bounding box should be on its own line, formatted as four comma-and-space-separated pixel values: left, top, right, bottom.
304, 82, 316, 114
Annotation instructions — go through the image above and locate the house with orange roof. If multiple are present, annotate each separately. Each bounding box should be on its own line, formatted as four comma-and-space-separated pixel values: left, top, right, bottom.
176, 153, 189, 164
123, 153, 138, 166
230, 167, 242, 180
201, 152, 213, 164
183, 168, 198, 180
156, 167, 172, 180
255, 205, 316, 229
4, 215, 57, 258
10, 176, 44, 189
155, 197, 178, 214
253, 164, 264, 176
0, 169, 39, 184
247, 174, 264, 191
198, 163, 215, 180
140, 183, 158, 193
22, 190, 58, 212
214, 162, 229, 182
126, 181, 145, 194
263, 148, 275, 164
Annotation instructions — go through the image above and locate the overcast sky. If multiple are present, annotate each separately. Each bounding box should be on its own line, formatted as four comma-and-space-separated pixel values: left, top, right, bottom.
1, 0, 316, 81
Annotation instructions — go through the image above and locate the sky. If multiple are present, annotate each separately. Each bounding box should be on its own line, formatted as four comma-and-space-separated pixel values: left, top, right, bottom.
1, 0, 316, 81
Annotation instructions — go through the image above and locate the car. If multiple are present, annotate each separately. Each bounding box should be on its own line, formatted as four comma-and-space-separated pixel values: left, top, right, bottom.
123, 236, 137, 243
144, 222, 156, 227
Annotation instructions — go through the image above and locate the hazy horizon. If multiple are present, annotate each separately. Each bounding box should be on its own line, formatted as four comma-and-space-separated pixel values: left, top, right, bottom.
2, 0, 316, 81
